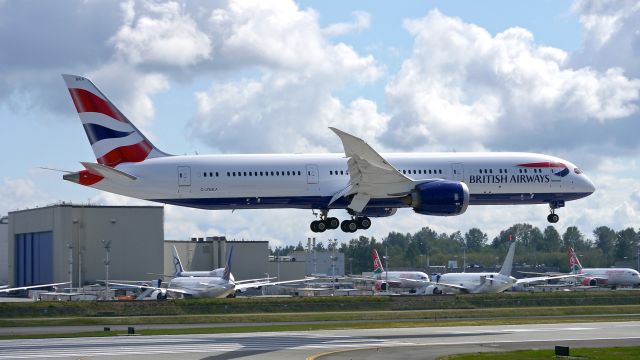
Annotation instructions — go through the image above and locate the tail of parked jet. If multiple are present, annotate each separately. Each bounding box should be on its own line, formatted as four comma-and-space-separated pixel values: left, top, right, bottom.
172, 245, 184, 277
371, 249, 385, 275
567, 247, 583, 274
222, 246, 234, 281
498, 241, 516, 276
61, 74, 170, 168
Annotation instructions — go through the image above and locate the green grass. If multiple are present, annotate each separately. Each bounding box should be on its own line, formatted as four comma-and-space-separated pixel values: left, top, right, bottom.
2, 304, 639, 327
438, 346, 640, 359
1, 291, 639, 318
1, 314, 639, 341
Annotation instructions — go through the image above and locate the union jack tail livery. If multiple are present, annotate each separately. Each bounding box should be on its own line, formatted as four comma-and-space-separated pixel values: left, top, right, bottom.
62, 74, 169, 167
567, 246, 583, 274
372, 249, 384, 274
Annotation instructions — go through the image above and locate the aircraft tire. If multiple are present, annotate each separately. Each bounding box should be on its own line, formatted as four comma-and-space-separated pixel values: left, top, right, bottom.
341, 220, 357, 233
547, 213, 559, 223
326, 217, 340, 229
356, 217, 371, 229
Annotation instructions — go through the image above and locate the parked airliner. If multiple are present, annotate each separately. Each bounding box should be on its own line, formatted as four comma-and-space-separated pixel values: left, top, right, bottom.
423, 242, 573, 294
568, 247, 640, 287
61, 74, 595, 232
368, 249, 436, 294
113, 246, 310, 298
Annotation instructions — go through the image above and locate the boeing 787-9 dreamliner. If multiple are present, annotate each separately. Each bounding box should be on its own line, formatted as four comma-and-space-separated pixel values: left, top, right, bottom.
61, 74, 595, 233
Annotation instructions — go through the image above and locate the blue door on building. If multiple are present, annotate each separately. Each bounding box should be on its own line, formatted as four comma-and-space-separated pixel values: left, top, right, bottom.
15, 232, 53, 287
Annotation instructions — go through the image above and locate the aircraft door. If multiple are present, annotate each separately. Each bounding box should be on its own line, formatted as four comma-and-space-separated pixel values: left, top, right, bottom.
306, 164, 319, 184
178, 166, 191, 186
451, 163, 464, 182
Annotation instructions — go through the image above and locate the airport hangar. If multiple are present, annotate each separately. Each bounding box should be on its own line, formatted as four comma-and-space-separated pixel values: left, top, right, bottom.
2, 204, 343, 288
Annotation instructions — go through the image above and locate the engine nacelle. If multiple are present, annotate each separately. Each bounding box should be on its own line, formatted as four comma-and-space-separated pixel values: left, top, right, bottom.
582, 277, 597, 286
356, 207, 398, 218
374, 280, 387, 291
410, 180, 469, 216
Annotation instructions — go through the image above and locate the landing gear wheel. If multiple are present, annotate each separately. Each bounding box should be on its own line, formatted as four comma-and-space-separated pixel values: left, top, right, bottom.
310, 220, 327, 232
326, 217, 340, 230
547, 213, 559, 223
356, 217, 371, 230
341, 220, 358, 233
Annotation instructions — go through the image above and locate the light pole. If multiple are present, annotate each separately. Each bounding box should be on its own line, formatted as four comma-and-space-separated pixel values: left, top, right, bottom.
66, 242, 73, 293
383, 248, 389, 294
102, 239, 111, 300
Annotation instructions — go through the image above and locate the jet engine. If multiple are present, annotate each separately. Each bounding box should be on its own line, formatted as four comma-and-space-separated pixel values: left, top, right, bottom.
409, 180, 469, 216
581, 277, 597, 286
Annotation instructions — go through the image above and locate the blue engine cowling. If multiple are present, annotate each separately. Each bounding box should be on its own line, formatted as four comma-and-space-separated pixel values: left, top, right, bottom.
410, 180, 469, 216
356, 207, 398, 218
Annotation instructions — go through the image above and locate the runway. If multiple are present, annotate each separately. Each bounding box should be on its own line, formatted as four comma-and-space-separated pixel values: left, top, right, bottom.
0, 321, 638, 359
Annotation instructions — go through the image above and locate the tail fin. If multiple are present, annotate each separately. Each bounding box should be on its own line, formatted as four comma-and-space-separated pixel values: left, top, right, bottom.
172, 246, 184, 277
499, 241, 516, 276
61, 74, 170, 167
371, 249, 384, 274
222, 246, 234, 281
567, 247, 583, 274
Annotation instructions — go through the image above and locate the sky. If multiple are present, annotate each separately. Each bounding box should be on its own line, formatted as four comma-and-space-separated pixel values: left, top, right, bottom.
1, 0, 639, 248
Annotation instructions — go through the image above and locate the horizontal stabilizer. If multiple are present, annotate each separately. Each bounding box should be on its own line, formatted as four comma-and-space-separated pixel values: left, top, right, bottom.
81, 162, 137, 181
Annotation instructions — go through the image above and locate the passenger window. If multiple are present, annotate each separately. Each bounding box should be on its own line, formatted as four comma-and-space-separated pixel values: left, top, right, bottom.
203, 172, 207, 177
330, 170, 333, 175
287, 171, 290, 176
227, 172, 230, 177
340, 170, 344, 175
298, 171, 301, 175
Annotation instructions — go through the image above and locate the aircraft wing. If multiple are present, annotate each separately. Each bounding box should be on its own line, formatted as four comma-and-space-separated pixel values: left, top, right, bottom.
234, 277, 278, 284
0, 282, 70, 293
329, 127, 413, 212
234, 277, 315, 291
108, 281, 191, 295
515, 274, 577, 285
398, 277, 470, 293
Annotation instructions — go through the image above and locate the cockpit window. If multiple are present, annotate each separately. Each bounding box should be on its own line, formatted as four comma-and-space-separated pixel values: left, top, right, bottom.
574, 168, 582, 174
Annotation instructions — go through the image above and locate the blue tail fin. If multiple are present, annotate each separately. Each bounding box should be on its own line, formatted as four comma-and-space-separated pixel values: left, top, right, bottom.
172, 246, 184, 277
222, 246, 234, 281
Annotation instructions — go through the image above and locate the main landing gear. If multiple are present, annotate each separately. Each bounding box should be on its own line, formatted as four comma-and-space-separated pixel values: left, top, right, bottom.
310, 210, 371, 233
339, 216, 371, 233
547, 201, 564, 223
310, 210, 340, 233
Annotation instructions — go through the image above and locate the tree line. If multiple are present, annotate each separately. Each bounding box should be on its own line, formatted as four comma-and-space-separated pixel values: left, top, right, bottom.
271, 224, 639, 274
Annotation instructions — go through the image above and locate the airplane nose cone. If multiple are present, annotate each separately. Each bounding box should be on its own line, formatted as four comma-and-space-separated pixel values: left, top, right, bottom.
582, 176, 596, 195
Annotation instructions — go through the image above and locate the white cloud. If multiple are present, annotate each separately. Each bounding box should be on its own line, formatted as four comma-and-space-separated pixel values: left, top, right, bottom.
188, 1, 383, 153
0, 176, 52, 215
110, 0, 212, 67
381, 10, 640, 157
322, 11, 371, 37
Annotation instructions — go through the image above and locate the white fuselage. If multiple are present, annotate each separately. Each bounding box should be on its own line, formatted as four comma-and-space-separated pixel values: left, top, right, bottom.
435, 273, 516, 294
88, 152, 595, 212
168, 276, 235, 298
376, 271, 430, 289
579, 268, 640, 286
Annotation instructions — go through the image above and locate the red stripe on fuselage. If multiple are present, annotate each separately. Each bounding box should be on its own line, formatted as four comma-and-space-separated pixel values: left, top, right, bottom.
68, 88, 128, 123
78, 170, 104, 186
96, 140, 153, 167
517, 162, 566, 168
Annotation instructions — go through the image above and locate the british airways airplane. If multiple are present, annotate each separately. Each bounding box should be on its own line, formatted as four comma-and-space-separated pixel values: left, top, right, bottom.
61, 74, 595, 233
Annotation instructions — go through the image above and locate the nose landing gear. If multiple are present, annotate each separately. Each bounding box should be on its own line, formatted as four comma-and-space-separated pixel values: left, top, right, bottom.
547, 201, 564, 223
